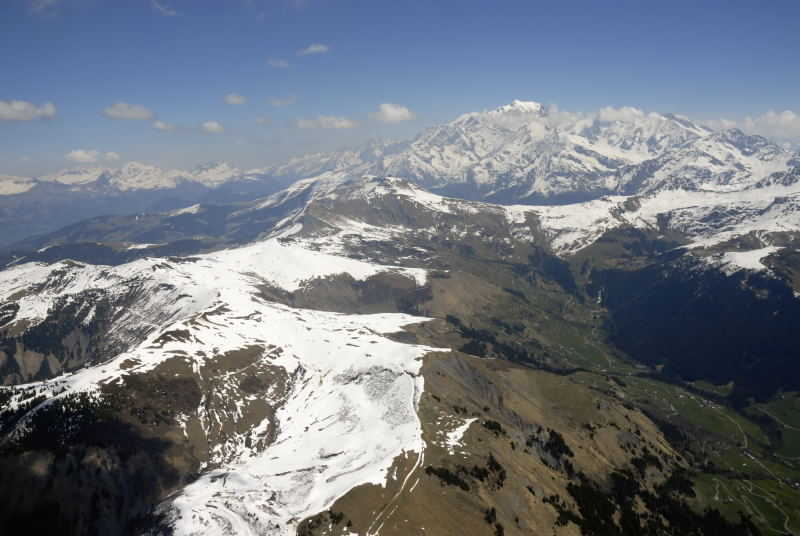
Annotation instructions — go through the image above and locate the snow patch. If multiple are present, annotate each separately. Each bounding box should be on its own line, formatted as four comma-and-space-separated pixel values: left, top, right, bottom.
169, 204, 202, 216
444, 417, 477, 455
126, 243, 162, 250
717, 246, 782, 273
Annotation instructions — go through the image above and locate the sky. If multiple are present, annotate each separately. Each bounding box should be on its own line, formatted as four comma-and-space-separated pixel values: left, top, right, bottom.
2, 0, 799, 176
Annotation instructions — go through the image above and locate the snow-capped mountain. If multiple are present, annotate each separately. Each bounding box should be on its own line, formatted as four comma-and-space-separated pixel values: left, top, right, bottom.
0, 175, 36, 196
37, 161, 247, 192
7, 99, 795, 204
0, 236, 435, 534
0, 162, 293, 247
9, 166, 800, 275
2, 100, 798, 247
274, 101, 797, 203
2, 101, 800, 535
2, 171, 799, 534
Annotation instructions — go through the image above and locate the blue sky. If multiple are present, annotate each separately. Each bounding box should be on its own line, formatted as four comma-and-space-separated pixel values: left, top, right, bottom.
2, 0, 799, 175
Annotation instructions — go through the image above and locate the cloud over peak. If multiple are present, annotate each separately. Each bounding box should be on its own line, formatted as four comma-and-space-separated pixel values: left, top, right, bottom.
103, 102, 154, 120
297, 43, 329, 56
296, 115, 358, 129
65, 149, 120, 163
744, 110, 800, 139
0, 100, 56, 121
201, 121, 224, 133
597, 106, 652, 122
371, 103, 416, 123
701, 109, 800, 140
224, 93, 247, 105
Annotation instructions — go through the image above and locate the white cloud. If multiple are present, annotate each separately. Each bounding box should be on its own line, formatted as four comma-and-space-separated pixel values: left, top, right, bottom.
255, 117, 272, 125
152, 0, 177, 16
297, 43, 329, 56
269, 96, 297, 108
103, 102, 154, 120
597, 106, 648, 122
743, 110, 800, 139
65, 149, 120, 163
370, 103, 416, 123
201, 121, 224, 133
0, 100, 56, 121
700, 110, 800, 140
224, 93, 247, 105
702, 118, 738, 131
153, 120, 175, 131
542, 104, 589, 130
296, 115, 359, 129
268, 58, 289, 68
27, 0, 58, 14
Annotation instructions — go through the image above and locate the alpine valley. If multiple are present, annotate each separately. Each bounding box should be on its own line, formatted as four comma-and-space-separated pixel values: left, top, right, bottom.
2, 101, 800, 536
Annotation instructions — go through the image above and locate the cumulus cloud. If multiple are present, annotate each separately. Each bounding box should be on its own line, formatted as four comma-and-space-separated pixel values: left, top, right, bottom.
268, 58, 289, 68
0, 100, 56, 121
269, 96, 297, 108
152, 0, 177, 16
103, 102, 153, 120
702, 118, 738, 131
255, 117, 272, 125
296, 116, 359, 129
543, 104, 589, 130
743, 110, 800, 139
201, 121, 224, 133
700, 110, 800, 140
153, 120, 175, 131
297, 43, 329, 56
65, 150, 98, 163
224, 93, 247, 105
65, 149, 120, 163
370, 103, 416, 123
597, 106, 649, 122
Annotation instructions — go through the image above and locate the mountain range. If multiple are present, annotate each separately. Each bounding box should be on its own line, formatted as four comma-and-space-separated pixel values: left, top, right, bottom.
2, 100, 798, 246
1, 101, 799, 536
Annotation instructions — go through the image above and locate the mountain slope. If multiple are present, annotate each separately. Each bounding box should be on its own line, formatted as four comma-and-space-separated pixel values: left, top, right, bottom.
4, 101, 797, 247
249, 101, 797, 205
0, 213, 775, 535
0, 162, 292, 247
2, 102, 800, 535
